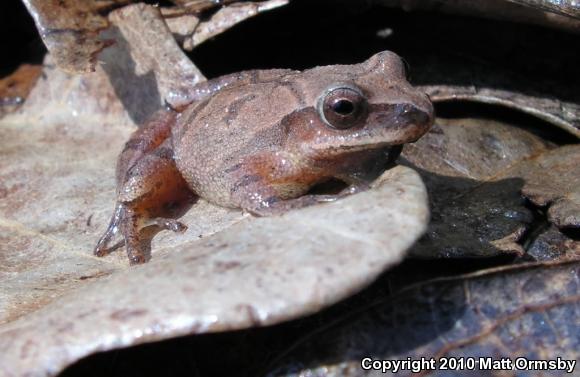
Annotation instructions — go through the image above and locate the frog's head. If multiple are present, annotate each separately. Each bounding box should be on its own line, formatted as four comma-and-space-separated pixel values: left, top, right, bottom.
283, 51, 433, 157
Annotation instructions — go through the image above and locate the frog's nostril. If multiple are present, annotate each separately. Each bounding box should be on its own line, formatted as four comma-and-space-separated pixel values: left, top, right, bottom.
409, 108, 431, 127
395, 103, 432, 127
366, 103, 433, 132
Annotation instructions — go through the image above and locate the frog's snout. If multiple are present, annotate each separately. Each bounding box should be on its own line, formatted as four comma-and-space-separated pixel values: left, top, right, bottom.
396, 103, 432, 127
397, 104, 434, 136
368, 101, 433, 141
395, 101, 434, 140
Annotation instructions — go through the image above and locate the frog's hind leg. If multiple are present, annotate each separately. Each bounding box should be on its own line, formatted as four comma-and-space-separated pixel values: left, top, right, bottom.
94, 203, 126, 257
120, 207, 190, 265
95, 144, 195, 265
94, 202, 188, 259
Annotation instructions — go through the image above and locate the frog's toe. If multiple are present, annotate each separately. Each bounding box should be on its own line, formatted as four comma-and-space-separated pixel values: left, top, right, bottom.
338, 183, 370, 196
243, 194, 340, 217
94, 239, 124, 257
153, 218, 188, 233
95, 203, 190, 264
94, 203, 125, 257
128, 252, 148, 265
311, 194, 340, 203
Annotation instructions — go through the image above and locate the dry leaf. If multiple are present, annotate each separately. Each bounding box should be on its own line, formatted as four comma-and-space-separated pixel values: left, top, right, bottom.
21, 0, 122, 73
164, 0, 289, 51
22, 0, 287, 73
402, 118, 552, 181
103, 3, 205, 119
507, 145, 580, 228
165, 0, 240, 12
266, 261, 580, 376
424, 84, 580, 138
375, 0, 580, 33
0, 163, 427, 376
415, 57, 580, 138
527, 226, 580, 261
505, 0, 580, 19
0, 64, 42, 117
99, 1, 288, 120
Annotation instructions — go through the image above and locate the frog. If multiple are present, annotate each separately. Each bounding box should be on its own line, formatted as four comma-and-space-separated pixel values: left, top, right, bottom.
94, 51, 434, 265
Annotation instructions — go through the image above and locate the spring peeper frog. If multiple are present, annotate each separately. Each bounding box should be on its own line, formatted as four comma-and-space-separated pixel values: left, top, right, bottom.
95, 51, 434, 264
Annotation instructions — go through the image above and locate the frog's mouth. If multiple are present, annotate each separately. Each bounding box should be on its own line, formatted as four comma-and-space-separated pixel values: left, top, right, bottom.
385, 144, 404, 164
307, 145, 403, 196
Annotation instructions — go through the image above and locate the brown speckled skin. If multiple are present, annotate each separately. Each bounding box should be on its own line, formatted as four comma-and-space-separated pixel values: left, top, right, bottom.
95, 51, 434, 264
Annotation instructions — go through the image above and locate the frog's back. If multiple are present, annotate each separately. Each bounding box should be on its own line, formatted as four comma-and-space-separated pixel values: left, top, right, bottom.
172, 71, 306, 205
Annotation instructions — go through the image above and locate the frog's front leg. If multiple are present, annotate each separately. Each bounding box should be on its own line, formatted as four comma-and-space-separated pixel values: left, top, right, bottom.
240, 182, 372, 217
226, 153, 343, 217
245, 194, 341, 217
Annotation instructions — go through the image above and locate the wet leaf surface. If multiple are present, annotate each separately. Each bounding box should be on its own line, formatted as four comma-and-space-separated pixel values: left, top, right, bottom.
526, 226, 580, 261
266, 261, 580, 377
401, 46, 580, 259
402, 118, 549, 258
402, 118, 553, 181
512, 145, 580, 228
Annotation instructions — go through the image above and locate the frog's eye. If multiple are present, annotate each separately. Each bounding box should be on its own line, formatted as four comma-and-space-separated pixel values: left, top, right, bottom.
318, 84, 368, 129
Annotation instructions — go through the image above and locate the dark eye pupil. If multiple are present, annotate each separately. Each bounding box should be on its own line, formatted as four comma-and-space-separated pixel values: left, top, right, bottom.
332, 99, 354, 115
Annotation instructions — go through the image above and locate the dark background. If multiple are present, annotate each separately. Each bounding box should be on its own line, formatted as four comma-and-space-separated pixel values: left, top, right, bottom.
3, 0, 579, 83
